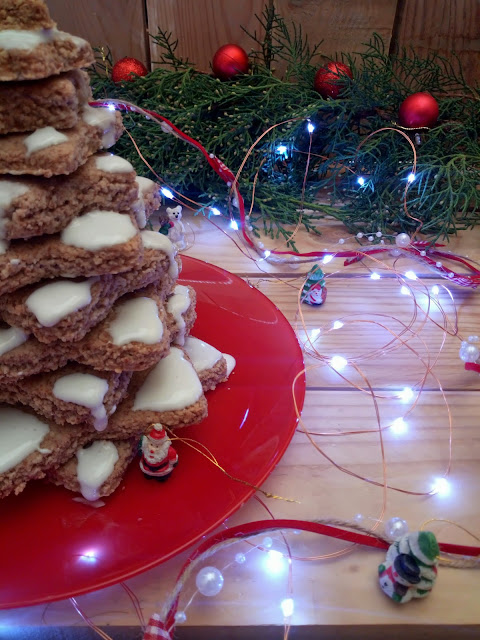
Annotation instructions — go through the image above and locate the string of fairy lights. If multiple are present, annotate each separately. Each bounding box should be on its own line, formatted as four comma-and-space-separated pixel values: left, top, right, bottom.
23, 100, 479, 638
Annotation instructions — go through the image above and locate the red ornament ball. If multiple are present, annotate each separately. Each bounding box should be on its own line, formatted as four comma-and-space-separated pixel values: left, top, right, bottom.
212, 44, 249, 80
111, 57, 148, 83
314, 61, 353, 99
398, 92, 439, 128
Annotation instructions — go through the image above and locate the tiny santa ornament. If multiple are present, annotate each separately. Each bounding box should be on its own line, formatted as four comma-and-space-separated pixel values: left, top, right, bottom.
140, 424, 178, 481
300, 264, 327, 305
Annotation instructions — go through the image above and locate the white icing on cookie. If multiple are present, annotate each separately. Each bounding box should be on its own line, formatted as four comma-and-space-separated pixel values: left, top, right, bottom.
133, 176, 157, 228
109, 297, 163, 346
76, 441, 119, 501
136, 176, 156, 194
0, 181, 29, 254
61, 210, 137, 250
0, 407, 49, 473
82, 105, 118, 148
94, 154, 134, 174
183, 336, 222, 372
24, 126, 68, 156
0, 28, 54, 50
52, 30, 88, 48
133, 346, 202, 412
223, 353, 236, 376
26, 279, 93, 327
140, 231, 178, 278
167, 285, 190, 346
53, 372, 110, 431
0, 28, 87, 52
0, 326, 28, 357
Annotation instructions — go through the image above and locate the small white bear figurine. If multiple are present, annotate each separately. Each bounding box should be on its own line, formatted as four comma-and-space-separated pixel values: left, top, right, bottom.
166, 205, 186, 250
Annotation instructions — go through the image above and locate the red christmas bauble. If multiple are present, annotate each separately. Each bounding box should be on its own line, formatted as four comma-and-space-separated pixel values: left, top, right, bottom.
314, 61, 353, 99
398, 92, 439, 128
212, 44, 249, 80
111, 57, 148, 83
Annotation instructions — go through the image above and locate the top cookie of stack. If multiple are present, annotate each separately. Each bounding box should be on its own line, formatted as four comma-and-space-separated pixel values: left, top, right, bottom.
0, 0, 236, 503
0, 0, 123, 176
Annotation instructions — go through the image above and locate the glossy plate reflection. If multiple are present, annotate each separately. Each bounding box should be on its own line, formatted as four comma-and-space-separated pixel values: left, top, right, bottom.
0, 256, 305, 608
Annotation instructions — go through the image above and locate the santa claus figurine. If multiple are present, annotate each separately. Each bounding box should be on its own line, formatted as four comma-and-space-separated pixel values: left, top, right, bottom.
300, 264, 327, 306
140, 424, 178, 481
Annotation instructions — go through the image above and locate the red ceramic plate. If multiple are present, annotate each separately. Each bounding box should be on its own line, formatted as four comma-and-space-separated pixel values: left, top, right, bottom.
0, 256, 305, 609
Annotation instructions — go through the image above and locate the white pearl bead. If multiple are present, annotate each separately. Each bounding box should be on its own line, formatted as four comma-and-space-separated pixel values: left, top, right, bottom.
389, 248, 402, 257
356, 232, 363, 239
175, 611, 187, 624
262, 536, 273, 549
376, 231, 382, 237
435, 261, 442, 268
384, 517, 409, 541
395, 233, 411, 248
353, 513, 365, 524
235, 552, 246, 564
459, 342, 480, 363
368, 235, 374, 241
338, 238, 345, 244
196, 566, 224, 597
420, 250, 426, 256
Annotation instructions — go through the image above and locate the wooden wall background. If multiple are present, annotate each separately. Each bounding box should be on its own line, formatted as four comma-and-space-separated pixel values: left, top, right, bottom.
47, 0, 479, 86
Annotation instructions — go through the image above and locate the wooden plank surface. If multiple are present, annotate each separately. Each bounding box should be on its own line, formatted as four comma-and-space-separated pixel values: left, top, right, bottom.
147, 0, 398, 72
2, 211, 479, 630
3, 387, 479, 627
46, 0, 150, 67
180, 210, 480, 277
45, 0, 478, 88
252, 276, 480, 390
393, 0, 480, 86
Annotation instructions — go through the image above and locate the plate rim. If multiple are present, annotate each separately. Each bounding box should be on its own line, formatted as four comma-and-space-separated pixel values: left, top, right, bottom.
1, 255, 306, 608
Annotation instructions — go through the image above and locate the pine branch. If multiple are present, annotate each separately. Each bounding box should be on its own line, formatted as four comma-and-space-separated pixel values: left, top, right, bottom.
150, 28, 194, 69
90, 14, 480, 248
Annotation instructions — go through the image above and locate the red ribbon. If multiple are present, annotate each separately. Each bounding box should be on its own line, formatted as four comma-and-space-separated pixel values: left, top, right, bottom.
465, 362, 480, 374
142, 518, 480, 638
91, 100, 480, 288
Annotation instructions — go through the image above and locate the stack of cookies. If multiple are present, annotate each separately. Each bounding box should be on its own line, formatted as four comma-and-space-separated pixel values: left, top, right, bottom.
0, 0, 234, 503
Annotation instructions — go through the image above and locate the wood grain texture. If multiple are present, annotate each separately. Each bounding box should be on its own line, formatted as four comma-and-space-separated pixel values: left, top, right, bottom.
1, 214, 479, 629
275, 0, 398, 61
393, 0, 480, 86
147, 0, 262, 69
146, 0, 398, 71
2, 388, 479, 626
46, 0, 150, 68
179, 211, 480, 276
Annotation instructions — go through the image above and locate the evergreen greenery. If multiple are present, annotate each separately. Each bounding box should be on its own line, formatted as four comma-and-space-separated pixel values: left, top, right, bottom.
91, 7, 480, 247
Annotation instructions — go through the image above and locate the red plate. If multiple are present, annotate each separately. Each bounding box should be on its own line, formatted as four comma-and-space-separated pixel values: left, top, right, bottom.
0, 256, 305, 609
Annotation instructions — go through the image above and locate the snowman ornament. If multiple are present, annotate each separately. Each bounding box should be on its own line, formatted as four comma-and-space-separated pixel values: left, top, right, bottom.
378, 531, 439, 604
140, 424, 178, 481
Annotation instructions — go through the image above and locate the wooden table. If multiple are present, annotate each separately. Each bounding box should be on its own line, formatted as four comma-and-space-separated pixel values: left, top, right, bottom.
1, 214, 479, 639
